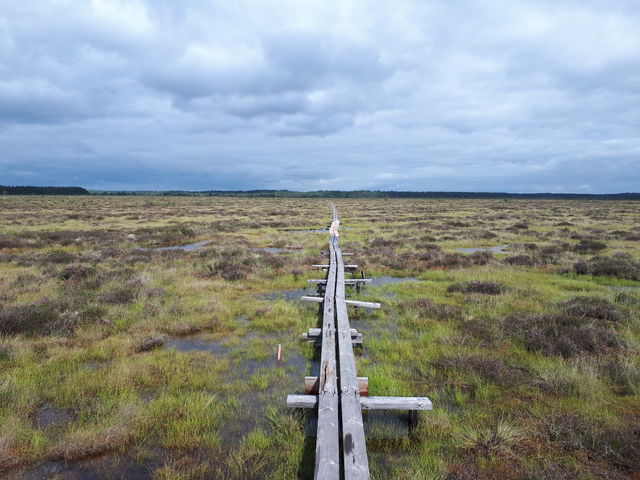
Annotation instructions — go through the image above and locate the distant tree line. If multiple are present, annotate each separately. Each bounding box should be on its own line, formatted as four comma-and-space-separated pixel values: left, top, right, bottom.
92, 189, 640, 200
0, 186, 90, 195
2, 186, 638, 199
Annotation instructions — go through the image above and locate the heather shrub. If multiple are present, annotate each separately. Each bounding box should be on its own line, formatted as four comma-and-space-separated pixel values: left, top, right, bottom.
545, 413, 640, 472
505, 254, 535, 266
505, 313, 621, 358
398, 298, 462, 321
434, 355, 532, 387
573, 239, 607, 253
559, 296, 626, 322
572, 253, 640, 280
448, 281, 505, 295
0, 298, 94, 335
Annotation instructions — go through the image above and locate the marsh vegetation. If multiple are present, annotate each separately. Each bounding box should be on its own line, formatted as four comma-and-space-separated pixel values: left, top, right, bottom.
1, 196, 639, 479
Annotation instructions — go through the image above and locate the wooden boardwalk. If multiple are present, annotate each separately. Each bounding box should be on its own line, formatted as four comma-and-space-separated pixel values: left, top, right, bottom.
287, 207, 432, 479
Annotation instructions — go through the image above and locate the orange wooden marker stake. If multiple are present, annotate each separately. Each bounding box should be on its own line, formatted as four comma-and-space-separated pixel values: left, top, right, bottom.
277, 344, 282, 368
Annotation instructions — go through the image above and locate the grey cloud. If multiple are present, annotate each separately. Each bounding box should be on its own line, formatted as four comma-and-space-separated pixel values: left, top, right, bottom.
0, 0, 639, 192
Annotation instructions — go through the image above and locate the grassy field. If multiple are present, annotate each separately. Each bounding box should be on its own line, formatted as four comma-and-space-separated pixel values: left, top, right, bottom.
0, 196, 639, 479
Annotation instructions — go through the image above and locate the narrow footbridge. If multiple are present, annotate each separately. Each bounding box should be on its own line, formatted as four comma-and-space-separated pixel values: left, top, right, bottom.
286, 207, 432, 479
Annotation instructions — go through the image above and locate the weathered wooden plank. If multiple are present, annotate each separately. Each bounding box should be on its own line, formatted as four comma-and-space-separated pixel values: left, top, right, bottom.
315, 213, 340, 480
345, 300, 381, 309
334, 238, 370, 480
301, 296, 324, 303
287, 395, 433, 411
287, 394, 318, 408
359, 396, 433, 410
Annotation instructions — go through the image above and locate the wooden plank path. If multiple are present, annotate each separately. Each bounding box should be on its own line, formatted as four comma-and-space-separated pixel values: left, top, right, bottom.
287, 207, 432, 479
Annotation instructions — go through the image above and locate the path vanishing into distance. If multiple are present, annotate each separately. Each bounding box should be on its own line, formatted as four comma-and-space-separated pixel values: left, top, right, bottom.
287, 207, 432, 480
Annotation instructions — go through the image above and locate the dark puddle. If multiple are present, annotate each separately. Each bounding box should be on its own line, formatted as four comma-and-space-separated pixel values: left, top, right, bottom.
456, 244, 508, 254
164, 337, 229, 355
365, 411, 411, 440
235, 344, 308, 378
11, 454, 153, 480
33, 403, 75, 429
217, 348, 311, 453
364, 276, 419, 299
258, 285, 320, 302
235, 314, 250, 326
133, 240, 211, 252
251, 247, 301, 254
367, 276, 418, 287
84, 360, 111, 371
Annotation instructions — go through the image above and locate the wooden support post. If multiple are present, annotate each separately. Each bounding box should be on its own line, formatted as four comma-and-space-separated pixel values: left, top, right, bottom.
408, 409, 419, 432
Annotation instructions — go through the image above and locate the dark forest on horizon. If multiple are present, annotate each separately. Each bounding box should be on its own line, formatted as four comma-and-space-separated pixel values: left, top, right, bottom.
1, 185, 638, 199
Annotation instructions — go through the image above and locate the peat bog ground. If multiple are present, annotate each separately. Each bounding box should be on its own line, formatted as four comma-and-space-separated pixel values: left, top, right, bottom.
1, 196, 639, 479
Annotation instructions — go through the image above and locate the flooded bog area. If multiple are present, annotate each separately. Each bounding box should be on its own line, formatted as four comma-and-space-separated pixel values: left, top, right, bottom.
456, 244, 509, 253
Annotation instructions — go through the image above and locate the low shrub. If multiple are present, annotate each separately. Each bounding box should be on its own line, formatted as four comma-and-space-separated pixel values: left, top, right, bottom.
602, 356, 640, 395
429, 253, 472, 269
0, 234, 25, 249
398, 298, 462, 321
0, 299, 75, 335
615, 291, 639, 305
59, 265, 95, 281
505, 314, 621, 358
458, 318, 503, 345
369, 237, 400, 248
434, 355, 532, 387
574, 239, 607, 253
545, 413, 640, 473
505, 254, 535, 266
260, 253, 285, 269
41, 250, 75, 264
559, 296, 626, 322
510, 222, 529, 230
133, 336, 165, 352
469, 250, 493, 265
98, 283, 140, 305
448, 281, 505, 295
572, 253, 640, 281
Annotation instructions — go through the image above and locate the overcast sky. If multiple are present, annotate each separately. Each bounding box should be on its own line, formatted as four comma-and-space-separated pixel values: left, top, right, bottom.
1, 0, 639, 192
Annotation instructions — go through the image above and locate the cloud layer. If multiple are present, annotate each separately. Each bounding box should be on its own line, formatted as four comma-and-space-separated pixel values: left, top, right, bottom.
1, 0, 639, 191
